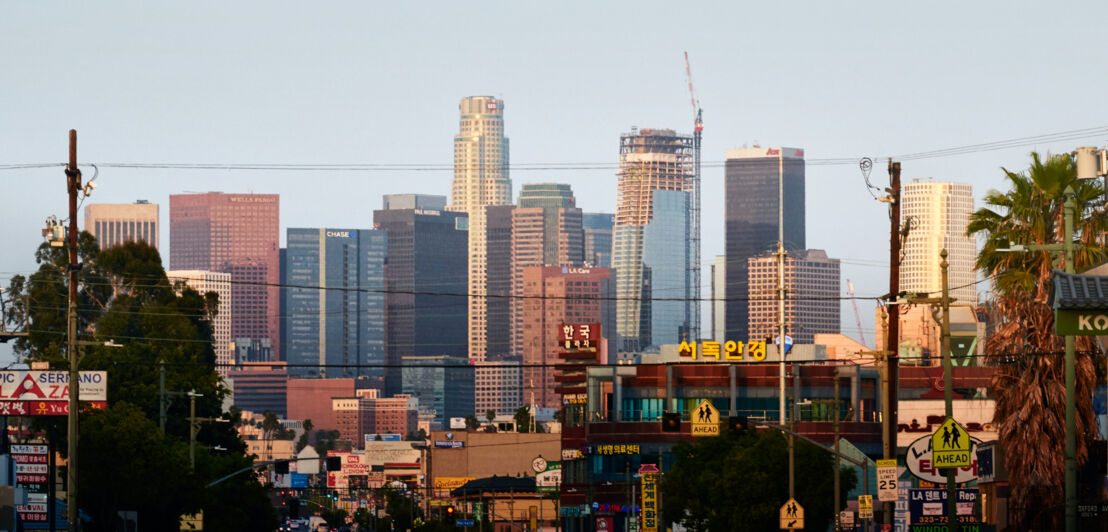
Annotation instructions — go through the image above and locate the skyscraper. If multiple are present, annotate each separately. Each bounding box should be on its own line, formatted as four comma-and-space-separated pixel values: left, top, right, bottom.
711, 255, 726, 341
900, 180, 977, 305
519, 266, 616, 408
583, 213, 614, 268
374, 195, 469, 396
613, 128, 695, 351
167, 270, 232, 376
747, 249, 840, 344
284, 228, 386, 380
84, 201, 159, 250
170, 193, 280, 356
724, 147, 806, 341
449, 96, 511, 361
510, 183, 584, 357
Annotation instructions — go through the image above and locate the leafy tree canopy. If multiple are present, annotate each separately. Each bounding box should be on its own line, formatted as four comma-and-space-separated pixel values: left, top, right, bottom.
661, 429, 855, 531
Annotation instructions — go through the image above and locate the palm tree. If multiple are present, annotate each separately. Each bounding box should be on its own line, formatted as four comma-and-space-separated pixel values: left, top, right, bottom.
966, 151, 1108, 528
261, 410, 281, 464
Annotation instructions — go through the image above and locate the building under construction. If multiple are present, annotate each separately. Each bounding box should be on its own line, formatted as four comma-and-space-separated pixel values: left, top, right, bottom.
613, 128, 697, 352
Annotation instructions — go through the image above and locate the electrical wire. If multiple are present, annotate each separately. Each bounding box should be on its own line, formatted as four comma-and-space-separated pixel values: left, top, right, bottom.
0, 126, 1104, 173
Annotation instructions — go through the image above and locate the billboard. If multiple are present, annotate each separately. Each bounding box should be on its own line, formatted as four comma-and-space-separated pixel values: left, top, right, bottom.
0, 371, 108, 415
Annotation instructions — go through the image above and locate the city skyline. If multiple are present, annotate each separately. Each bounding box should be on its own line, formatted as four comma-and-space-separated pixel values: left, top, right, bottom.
3, 2, 1107, 365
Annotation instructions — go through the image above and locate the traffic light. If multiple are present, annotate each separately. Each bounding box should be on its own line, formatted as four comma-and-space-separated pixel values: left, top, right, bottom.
728, 415, 749, 435
662, 412, 681, 432
275, 460, 290, 475
288, 498, 300, 519
446, 505, 456, 523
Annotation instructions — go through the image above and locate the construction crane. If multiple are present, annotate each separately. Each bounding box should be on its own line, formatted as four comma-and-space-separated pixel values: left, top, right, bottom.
684, 51, 703, 342
846, 280, 868, 347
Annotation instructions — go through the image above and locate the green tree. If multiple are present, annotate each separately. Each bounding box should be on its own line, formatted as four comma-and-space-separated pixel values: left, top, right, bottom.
296, 418, 314, 452
464, 414, 479, 430
485, 409, 495, 423
8, 239, 276, 531
966, 151, 1107, 528
514, 405, 543, 433
261, 410, 281, 462
661, 429, 855, 531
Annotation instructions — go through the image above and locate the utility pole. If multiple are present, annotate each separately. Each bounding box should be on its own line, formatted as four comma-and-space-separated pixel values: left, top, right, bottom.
939, 250, 957, 532
833, 369, 841, 531
776, 152, 794, 502
159, 359, 184, 433
883, 159, 902, 526
1063, 188, 1076, 532
65, 129, 81, 532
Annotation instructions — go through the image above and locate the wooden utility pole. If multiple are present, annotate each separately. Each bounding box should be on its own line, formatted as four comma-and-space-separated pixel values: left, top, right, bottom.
883, 159, 902, 526
65, 129, 81, 532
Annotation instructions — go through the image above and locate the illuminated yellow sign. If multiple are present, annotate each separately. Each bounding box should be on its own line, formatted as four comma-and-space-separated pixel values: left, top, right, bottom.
641, 472, 659, 532
594, 444, 641, 455
433, 477, 475, 490
678, 340, 767, 362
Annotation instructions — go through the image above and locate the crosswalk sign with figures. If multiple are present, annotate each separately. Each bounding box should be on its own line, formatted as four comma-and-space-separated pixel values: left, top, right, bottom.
779, 498, 804, 530
690, 399, 720, 436
931, 417, 971, 468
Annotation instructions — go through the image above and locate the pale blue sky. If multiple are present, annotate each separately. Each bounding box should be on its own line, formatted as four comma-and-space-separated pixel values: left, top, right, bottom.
2, 1, 1106, 362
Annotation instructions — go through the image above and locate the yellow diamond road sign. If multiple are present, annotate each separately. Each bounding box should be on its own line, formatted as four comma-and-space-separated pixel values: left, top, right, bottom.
931, 417, 971, 468
180, 512, 203, 531
779, 498, 804, 530
690, 399, 720, 436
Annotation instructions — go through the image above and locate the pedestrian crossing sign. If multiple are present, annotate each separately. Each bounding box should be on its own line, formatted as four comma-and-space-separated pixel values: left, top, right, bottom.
931, 417, 971, 468
779, 498, 804, 530
690, 400, 720, 436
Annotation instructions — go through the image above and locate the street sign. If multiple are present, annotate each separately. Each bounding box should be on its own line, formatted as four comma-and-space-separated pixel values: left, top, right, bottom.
779, 498, 804, 530
877, 459, 899, 502
931, 417, 971, 468
859, 494, 874, 519
690, 399, 720, 436
180, 511, 203, 531
905, 434, 981, 483
908, 488, 979, 525
455, 519, 475, 527
840, 510, 854, 528
1055, 309, 1108, 335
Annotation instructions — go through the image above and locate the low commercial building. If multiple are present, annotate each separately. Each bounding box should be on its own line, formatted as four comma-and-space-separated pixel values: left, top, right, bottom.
427, 431, 561, 498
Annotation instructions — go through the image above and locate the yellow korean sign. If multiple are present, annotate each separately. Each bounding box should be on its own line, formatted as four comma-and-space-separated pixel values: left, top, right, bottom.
679, 340, 767, 362
641, 472, 659, 532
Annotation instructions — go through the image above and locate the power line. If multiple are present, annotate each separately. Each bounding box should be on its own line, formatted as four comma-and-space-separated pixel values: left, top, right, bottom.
1, 126, 1105, 173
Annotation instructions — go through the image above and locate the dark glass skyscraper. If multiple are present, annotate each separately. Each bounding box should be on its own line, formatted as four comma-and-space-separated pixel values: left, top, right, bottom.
724, 147, 806, 340
374, 196, 469, 396
284, 228, 386, 380
583, 213, 614, 268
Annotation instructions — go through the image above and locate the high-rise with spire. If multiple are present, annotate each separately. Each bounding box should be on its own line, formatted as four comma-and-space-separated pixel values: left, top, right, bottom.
449, 96, 511, 361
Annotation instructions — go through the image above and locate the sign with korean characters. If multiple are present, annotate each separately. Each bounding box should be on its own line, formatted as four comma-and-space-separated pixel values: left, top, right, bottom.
690, 400, 720, 436
641, 471, 659, 532
858, 494, 874, 519
678, 340, 767, 362
877, 458, 899, 502
0, 371, 108, 415
931, 417, 972, 468
908, 488, 979, 526
779, 498, 804, 530
560, 323, 599, 350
